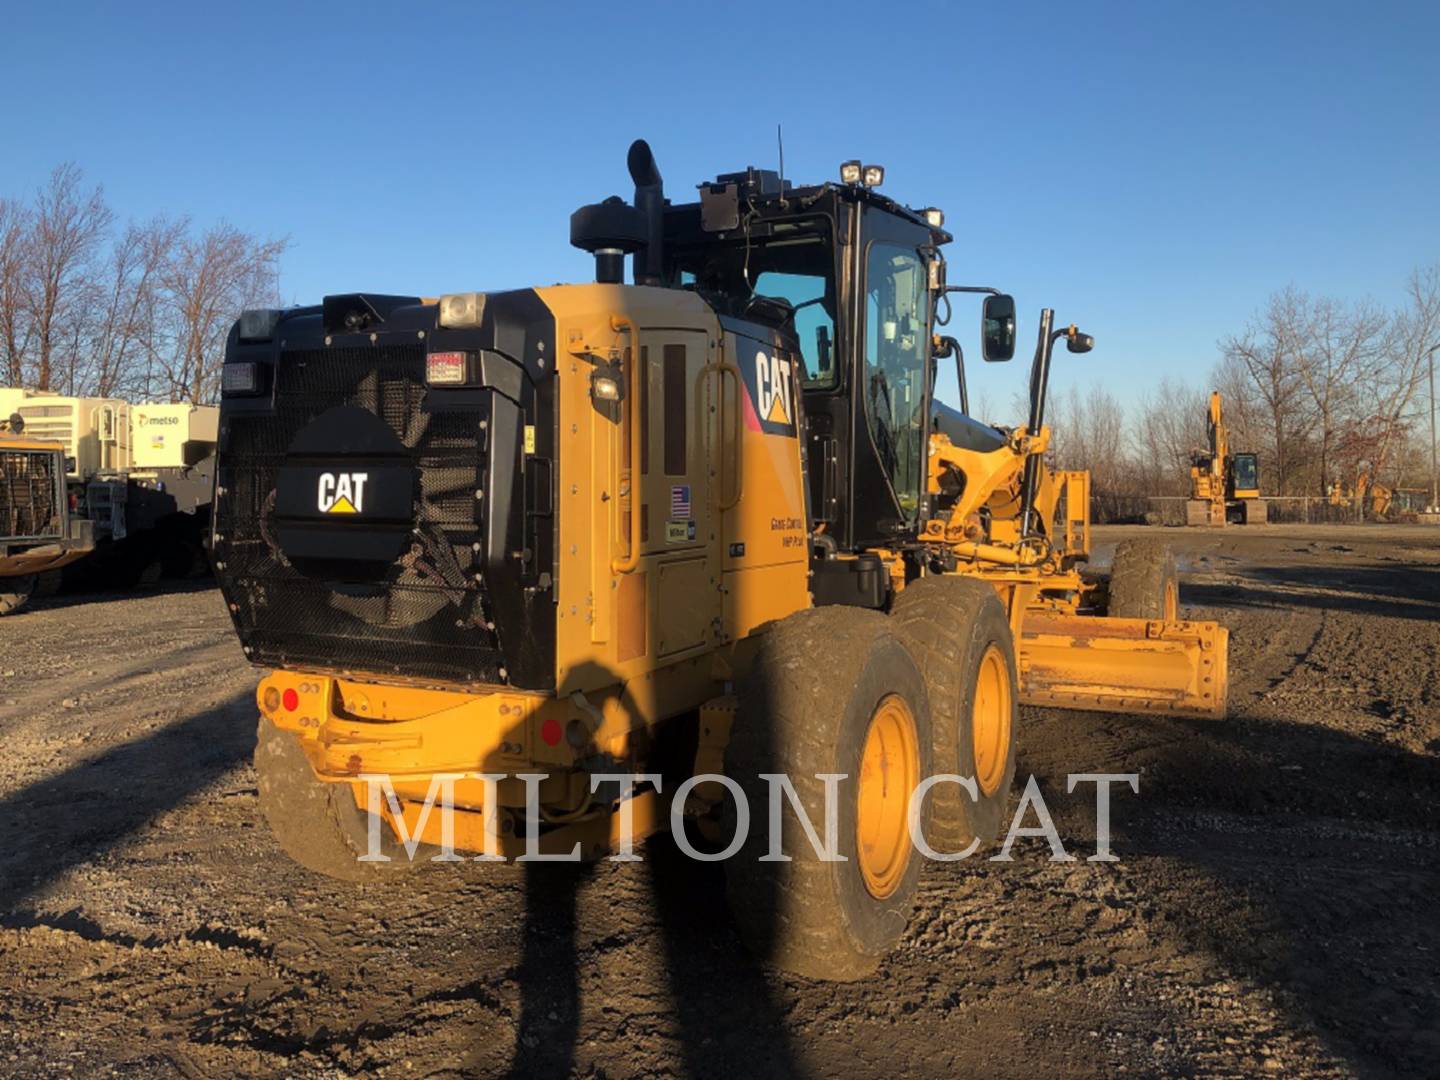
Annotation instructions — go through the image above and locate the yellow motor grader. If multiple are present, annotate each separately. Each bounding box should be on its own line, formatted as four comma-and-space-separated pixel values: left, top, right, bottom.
214, 142, 1227, 980
0, 413, 95, 615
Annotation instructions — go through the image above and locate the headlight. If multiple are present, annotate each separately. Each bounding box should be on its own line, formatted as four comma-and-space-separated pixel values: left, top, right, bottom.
590, 363, 625, 402
439, 292, 486, 329
862, 164, 885, 187
238, 308, 282, 342
221, 361, 263, 396
839, 160, 862, 184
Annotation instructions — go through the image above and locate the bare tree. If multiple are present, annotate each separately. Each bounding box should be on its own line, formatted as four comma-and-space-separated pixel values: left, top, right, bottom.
1134, 377, 1208, 495
0, 197, 32, 386
1219, 287, 1317, 495
89, 216, 186, 398
970, 389, 996, 427
25, 164, 112, 391
154, 224, 286, 403
1365, 264, 1440, 487
1293, 294, 1388, 495
1050, 384, 1127, 490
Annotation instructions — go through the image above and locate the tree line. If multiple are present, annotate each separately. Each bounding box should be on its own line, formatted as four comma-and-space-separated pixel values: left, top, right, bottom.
1044, 264, 1440, 508
0, 164, 285, 405
3, 161, 1434, 500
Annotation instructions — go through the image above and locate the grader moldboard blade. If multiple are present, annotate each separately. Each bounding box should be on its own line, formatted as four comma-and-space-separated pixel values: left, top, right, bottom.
1017, 612, 1228, 719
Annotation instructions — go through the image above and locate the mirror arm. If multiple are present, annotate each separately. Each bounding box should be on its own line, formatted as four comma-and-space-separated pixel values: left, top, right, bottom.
932, 334, 968, 414
1018, 309, 1058, 538
945, 285, 1004, 297
952, 338, 969, 415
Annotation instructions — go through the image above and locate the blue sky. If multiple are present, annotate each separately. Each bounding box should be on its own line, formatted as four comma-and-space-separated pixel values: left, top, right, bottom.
2, 1, 1436, 417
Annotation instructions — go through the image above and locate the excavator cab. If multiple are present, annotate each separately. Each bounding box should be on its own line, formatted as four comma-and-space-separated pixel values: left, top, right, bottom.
1230, 452, 1260, 500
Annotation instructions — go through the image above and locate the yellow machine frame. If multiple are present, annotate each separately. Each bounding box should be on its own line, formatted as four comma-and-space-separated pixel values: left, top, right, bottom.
250, 289, 1227, 856
914, 420, 1225, 718
0, 430, 94, 581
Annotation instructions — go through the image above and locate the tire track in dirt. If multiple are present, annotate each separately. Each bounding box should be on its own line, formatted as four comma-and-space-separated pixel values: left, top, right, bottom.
2, 528, 1440, 1078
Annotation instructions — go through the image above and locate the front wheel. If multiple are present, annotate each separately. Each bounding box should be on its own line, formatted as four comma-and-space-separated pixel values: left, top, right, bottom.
724, 607, 933, 981
1108, 540, 1179, 620
891, 576, 1020, 853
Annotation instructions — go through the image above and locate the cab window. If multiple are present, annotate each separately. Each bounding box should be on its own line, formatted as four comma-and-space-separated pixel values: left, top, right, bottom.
752, 270, 837, 389
864, 243, 928, 521
1233, 454, 1258, 491
667, 215, 838, 390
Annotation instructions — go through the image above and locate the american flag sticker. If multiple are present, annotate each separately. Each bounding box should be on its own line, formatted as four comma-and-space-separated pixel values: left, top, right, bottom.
670, 485, 691, 518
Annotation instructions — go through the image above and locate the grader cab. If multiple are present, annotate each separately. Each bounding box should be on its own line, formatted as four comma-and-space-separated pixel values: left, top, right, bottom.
214, 141, 1227, 980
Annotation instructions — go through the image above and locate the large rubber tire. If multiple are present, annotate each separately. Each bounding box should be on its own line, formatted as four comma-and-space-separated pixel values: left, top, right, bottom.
33, 570, 63, 598
891, 576, 1019, 854
254, 718, 421, 882
724, 607, 933, 981
1108, 540, 1179, 620
0, 574, 36, 616
135, 556, 165, 588
163, 537, 209, 579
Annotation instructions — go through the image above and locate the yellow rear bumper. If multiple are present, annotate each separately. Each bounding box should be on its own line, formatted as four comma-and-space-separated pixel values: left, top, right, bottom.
255, 672, 588, 781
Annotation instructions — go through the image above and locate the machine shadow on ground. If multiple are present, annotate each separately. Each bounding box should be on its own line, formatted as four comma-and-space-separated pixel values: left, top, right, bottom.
1187, 560, 1440, 622
0, 692, 255, 915
1020, 687, 1440, 1078
497, 844, 802, 1080
19, 575, 218, 616
494, 656, 802, 1079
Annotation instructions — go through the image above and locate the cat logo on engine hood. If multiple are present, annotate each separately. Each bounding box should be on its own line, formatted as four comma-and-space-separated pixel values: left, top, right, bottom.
737, 344, 798, 437
755, 348, 792, 426
317, 471, 368, 514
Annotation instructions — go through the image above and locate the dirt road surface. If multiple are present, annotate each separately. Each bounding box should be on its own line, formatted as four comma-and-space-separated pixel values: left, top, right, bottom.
1, 524, 1437, 1078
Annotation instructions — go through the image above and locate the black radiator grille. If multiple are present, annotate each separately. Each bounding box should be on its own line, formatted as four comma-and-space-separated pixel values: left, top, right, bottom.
215, 345, 507, 684
1, 449, 62, 542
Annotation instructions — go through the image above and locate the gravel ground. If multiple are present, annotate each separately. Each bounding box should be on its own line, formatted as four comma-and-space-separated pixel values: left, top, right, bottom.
0, 524, 1437, 1078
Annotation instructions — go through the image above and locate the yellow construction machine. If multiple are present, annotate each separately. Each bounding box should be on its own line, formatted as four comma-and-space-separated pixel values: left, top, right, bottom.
0, 413, 95, 614
1328, 474, 1395, 518
1188, 391, 1265, 525
213, 143, 1228, 980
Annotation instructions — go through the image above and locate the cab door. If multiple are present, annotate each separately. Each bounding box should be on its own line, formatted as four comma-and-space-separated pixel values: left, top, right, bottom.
846, 208, 935, 549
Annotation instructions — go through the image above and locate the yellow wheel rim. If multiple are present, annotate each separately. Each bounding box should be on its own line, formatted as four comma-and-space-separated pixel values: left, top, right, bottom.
972, 645, 1012, 797
856, 694, 920, 900
1164, 579, 1179, 621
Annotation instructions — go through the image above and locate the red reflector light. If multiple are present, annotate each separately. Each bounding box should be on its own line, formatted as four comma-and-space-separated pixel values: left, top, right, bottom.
282, 688, 299, 712
540, 718, 562, 746
426, 351, 468, 386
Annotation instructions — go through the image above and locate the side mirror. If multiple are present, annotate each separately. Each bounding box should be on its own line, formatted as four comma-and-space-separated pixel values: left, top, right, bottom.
1066, 329, 1095, 354
982, 294, 1016, 362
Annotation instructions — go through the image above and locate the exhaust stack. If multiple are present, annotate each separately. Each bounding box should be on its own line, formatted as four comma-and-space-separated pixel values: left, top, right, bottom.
627, 139, 664, 286
568, 138, 664, 286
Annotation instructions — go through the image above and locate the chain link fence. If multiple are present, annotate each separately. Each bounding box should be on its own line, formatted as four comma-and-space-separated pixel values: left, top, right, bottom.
1096, 494, 1432, 526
